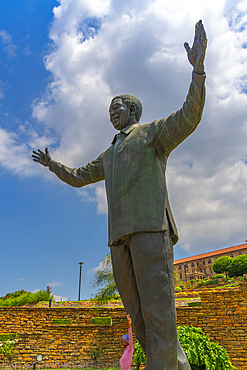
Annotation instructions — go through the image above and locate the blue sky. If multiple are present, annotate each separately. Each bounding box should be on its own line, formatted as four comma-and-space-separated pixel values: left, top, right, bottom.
1, 0, 247, 301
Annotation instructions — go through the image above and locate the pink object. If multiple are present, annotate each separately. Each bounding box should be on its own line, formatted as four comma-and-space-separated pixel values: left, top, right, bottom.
120, 327, 133, 370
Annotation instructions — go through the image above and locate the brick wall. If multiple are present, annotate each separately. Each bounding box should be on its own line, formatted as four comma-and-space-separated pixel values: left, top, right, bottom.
0, 283, 246, 369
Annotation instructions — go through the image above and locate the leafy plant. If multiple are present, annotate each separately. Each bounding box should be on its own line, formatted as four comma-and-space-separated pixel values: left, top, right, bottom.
0, 335, 18, 360
177, 325, 233, 370
91, 317, 112, 325
133, 326, 232, 370
212, 256, 232, 275
179, 281, 186, 290
52, 319, 72, 325
227, 254, 247, 278
91, 347, 102, 361
0, 289, 53, 307
133, 340, 146, 369
90, 253, 119, 305
211, 274, 225, 280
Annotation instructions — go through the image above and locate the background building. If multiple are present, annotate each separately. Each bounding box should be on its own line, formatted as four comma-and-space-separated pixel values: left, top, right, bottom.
174, 242, 247, 282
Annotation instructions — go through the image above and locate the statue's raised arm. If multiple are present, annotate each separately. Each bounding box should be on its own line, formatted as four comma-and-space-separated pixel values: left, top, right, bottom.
184, 19, 207, 74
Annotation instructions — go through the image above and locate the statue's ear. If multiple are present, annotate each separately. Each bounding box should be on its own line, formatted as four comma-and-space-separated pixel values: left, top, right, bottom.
130, 104, 135, 116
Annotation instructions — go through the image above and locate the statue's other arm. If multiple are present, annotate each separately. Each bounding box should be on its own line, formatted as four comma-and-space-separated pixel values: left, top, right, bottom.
153, 20, 207, 156
32, 148, 105, 187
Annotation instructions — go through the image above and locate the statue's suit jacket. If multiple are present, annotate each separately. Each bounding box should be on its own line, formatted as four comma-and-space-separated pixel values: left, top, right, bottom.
49, 72, 206, 246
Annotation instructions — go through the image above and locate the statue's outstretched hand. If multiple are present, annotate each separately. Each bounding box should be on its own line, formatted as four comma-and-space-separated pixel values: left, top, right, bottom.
184, 20, 207, 74
32, 147, 51, 167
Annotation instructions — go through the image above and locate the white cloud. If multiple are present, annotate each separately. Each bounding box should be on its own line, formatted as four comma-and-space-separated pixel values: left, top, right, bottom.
0, 30, 17, 58
47, 281, 65, 287
2, 0, 247, 255
18, 278, 26, 281
87, 253, 112, 275
0, 124, 56, 177
53, 294, 68, 301
32, 289, 40, 293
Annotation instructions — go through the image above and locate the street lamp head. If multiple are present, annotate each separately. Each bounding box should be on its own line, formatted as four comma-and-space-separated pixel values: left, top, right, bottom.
78, 262, 84, 266
36, 354, 43, 362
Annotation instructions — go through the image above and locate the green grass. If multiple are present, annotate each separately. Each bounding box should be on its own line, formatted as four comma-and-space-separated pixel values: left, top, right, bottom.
0, 290, 52, 307
91, 317, 112, 325
52, 319, 72, 325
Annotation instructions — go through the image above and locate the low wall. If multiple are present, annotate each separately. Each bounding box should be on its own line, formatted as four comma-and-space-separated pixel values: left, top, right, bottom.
0, 283, 246, 369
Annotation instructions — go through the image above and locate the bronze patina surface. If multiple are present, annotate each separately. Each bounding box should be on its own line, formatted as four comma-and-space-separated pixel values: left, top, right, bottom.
33, 20, 207, 370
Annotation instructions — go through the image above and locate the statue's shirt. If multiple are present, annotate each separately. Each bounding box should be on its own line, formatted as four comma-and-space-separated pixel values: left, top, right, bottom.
49, 72, 206, 246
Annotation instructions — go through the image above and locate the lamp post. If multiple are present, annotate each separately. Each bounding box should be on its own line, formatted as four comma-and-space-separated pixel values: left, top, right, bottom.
33, 354, 43, 370
184, 263, 187, 282
78, 262, 84, 301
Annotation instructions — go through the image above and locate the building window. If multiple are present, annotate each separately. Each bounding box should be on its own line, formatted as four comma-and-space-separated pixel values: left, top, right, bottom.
238, 252, 242, 255
230, 254, 233, 258
203, 261, 205, 265
178, 265, 182, 270
210, 268, 213, 273
180, 273, 182, 279
191, 263, 194, 267
197, 262, 199, 266
208, 259, 211, 263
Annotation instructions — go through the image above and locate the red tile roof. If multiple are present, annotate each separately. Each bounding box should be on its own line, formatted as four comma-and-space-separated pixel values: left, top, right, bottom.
174, 243, 247, 265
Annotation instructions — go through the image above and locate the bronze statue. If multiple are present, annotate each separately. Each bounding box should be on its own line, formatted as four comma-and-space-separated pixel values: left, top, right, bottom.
33, 20, 207, 370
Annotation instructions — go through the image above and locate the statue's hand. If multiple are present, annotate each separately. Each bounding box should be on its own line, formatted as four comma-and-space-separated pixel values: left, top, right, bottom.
184, 20, 207, 74
32, 147, 51, 167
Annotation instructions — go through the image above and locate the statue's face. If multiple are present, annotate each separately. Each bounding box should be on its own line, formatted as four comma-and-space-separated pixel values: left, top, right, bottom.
109, 98, 131, 130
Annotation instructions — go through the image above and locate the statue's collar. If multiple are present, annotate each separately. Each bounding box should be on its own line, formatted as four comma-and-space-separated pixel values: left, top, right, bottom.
111, 123, 140, 144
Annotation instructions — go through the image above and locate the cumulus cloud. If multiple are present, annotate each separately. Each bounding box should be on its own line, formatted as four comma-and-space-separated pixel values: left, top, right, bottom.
87, 254, 111, 275
0, 123, 56, 177
53, 294, 68, 301
32, 289, 40, 293
2, 0, 247, 254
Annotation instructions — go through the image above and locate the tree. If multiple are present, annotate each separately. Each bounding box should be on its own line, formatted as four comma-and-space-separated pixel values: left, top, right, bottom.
91, 253, 180, 304
90, 253, 119, 304
227, 254, 247, 278
212, 256, 232, 275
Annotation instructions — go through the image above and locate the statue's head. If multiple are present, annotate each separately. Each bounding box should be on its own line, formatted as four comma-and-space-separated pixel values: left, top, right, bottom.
109, 94, 142, 130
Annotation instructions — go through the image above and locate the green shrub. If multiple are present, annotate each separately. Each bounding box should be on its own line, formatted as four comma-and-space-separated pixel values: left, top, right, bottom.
175, 286, 182, 291
133, 326, 232, 370
0, 333, 17, 342
179, 281, 186, 289
133, 340, 146, 369
0, 289, 53, 307
52, 319, 72, 325
0, 334, 18, 359
227, 255, 247, 278
188, 301, 202, 307
91, 317, 112, 325
177, 325, 233, 370
0, 290, 27, 300
213, 256, 232, 275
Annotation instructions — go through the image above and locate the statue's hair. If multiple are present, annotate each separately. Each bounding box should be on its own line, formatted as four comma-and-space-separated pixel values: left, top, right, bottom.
112, 94, 142, 122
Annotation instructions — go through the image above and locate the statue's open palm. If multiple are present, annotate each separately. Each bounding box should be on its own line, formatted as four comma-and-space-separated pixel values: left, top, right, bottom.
32, 148, 51, 166
184, 20, 207, 73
